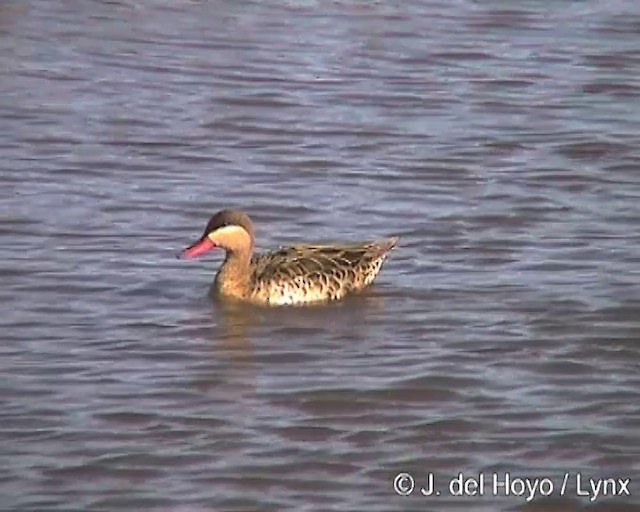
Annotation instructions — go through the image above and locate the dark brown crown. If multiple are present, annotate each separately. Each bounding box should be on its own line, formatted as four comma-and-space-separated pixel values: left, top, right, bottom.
203, 209, 255, 241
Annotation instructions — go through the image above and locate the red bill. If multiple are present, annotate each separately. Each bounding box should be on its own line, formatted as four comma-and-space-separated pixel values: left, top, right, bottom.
178, 238, 216, 259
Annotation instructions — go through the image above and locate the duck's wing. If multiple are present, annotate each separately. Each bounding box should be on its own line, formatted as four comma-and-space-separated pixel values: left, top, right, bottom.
252, 237, 398, 285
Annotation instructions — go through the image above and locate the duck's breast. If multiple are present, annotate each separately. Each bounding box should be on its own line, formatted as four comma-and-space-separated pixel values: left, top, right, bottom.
252, 273, 346, 306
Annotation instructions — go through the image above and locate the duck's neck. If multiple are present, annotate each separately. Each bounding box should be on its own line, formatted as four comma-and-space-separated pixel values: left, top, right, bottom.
215, 248, 253, 299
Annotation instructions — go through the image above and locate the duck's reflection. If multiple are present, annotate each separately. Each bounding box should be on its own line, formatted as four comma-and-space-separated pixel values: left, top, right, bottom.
199, 286, 390, 401
213, 285, 388, 343
190, 293, 261, 401
211, 294, 261, 352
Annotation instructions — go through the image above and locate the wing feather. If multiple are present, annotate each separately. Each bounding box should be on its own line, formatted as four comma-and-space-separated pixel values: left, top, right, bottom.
251, 238, 396, 287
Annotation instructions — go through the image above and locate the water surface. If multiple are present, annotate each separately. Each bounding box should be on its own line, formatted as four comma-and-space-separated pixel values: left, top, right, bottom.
1, 1, 640, 511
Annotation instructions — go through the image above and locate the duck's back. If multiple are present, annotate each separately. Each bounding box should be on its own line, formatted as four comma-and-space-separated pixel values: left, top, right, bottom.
249, 237, 397, 306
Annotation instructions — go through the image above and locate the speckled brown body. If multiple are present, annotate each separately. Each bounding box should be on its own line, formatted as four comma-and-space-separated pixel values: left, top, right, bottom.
244, 240, 396, 305
181, 210, 397, 306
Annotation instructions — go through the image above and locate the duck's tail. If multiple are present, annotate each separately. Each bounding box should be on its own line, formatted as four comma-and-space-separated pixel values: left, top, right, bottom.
368, 236, 398, 259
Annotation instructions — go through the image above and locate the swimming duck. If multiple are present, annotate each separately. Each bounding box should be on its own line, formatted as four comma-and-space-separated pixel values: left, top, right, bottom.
179, 209, 397, 306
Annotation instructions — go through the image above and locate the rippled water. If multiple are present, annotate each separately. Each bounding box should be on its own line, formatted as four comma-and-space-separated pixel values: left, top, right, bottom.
1, 1, 640, 511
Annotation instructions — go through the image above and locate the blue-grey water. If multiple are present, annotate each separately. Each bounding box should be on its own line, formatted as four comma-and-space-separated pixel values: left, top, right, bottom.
1, 1, 639, 511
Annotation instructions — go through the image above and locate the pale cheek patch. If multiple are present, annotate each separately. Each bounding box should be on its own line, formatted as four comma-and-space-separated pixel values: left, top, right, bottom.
208, 225, 251, 246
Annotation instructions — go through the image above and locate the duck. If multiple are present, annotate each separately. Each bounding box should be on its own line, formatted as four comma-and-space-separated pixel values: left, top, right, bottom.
178, 209, 397, 306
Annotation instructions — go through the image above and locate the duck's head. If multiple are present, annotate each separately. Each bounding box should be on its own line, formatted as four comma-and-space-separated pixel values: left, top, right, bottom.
179, 209, 255, 259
